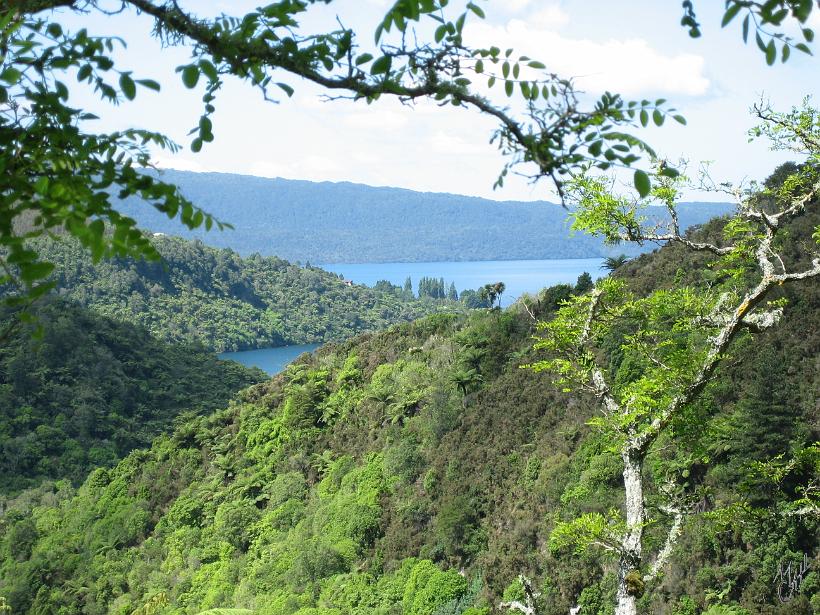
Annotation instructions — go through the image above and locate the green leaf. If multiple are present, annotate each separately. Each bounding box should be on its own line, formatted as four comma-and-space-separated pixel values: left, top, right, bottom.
673, 114, 687, 125
755, 32, 767, 53
181, 65, 200, 88
639, 109, 649, 127
467, 2, 485, 18
634, 169, 651, 197
277, 82, 294, 97
588, 140, 602, 157
765, 39, 777, 65
355, 53, 373, 66
20, 262, 55, 283
527, 60, 546, 69
371, 55, 392, 75
0, 67, 22, 85
119, 73, 136, 100
721, 3, 743, 27
652, 109, 664, 126
77, 64, 92, 82
34, 176, 49, 195
199, 59, 218, 81
504, 80, 513, 97
136, 79, 160, 92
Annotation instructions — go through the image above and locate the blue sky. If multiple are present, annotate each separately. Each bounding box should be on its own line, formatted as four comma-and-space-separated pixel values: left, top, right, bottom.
60, 0, 820, 202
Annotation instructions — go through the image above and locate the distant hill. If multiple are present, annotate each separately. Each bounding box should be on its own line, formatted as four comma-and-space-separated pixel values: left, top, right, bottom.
117, 170, 734, 263
38, 235, 455, 352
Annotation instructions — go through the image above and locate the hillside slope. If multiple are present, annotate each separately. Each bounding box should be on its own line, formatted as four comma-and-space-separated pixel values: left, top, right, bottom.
116, 170, 734, 263
40, 234, 455, 352
0, 300, 266, 494
1, 211, 816, 615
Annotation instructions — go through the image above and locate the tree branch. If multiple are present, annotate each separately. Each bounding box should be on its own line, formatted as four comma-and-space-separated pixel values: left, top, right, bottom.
6, 0, 77, 14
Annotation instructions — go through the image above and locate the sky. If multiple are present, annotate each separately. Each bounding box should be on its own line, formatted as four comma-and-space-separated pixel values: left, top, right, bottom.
58, 0, 820, 203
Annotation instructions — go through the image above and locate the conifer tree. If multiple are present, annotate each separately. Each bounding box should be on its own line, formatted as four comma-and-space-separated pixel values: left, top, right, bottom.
448, 282, 459, 302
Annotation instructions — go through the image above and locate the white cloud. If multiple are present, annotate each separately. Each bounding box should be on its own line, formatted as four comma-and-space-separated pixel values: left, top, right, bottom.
250, 155, 340, 181
807, 10, 820, 32
468, 19, 710, 97
429, 131, 481, 155
500, 0, 534, 14
152, 156, 205, 172
530, 5, 570, 30
343, 107, 409, 131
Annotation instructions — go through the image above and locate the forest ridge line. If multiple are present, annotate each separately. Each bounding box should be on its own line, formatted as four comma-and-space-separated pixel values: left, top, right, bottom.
116, 169, 734, 264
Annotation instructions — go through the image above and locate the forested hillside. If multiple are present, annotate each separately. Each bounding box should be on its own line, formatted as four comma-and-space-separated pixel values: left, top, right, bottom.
40, 235, 455, 352
0, 300, 265, 494
116, 170, 733, 263
2, 210, 816, 614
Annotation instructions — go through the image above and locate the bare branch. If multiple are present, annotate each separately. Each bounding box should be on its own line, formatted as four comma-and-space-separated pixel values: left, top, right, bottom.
773, 257, 820, 283
619, 230, 734, 256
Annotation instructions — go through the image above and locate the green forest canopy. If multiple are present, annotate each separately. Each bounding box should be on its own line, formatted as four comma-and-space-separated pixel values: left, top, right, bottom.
113, 170, 733, 264
0, 202, 817, 614
36, 234, 459, 352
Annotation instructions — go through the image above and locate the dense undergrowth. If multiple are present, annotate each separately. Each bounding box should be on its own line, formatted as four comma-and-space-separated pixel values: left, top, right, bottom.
0, 211, 817, 614
0, 300, 266, 493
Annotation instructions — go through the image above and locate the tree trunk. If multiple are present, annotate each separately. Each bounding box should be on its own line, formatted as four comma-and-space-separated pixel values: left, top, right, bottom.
616, 447, 645, 615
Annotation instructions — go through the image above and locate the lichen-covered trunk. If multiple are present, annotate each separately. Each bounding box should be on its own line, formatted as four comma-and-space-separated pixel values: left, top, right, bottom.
615, 447, 644, 615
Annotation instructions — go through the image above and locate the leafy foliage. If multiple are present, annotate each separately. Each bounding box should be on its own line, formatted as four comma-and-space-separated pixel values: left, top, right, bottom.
683, 1, 816, 64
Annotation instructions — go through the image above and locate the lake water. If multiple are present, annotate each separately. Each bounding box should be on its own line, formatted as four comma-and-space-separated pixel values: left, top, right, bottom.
219, 344, 320, 375
220, 258, 606, 375
321, 258, 606, 307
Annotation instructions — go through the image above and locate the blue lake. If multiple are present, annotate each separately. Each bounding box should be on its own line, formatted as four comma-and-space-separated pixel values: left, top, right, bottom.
321, 258, 606, 307
220, 258, 606, 375
219, 344, 320, 375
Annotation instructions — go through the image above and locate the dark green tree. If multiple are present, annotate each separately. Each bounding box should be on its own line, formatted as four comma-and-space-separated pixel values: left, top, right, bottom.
575, 272, 594, 293
448, 282, 459, 302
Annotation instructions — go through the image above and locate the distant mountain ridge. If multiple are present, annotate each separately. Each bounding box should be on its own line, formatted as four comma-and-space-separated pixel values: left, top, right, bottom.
117, 170, 734, 263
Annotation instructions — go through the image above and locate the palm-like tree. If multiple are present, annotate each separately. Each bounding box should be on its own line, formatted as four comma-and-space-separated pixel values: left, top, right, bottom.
492, 281, 506, 307
449, 367, 484, 396
603, 254, 630, 272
